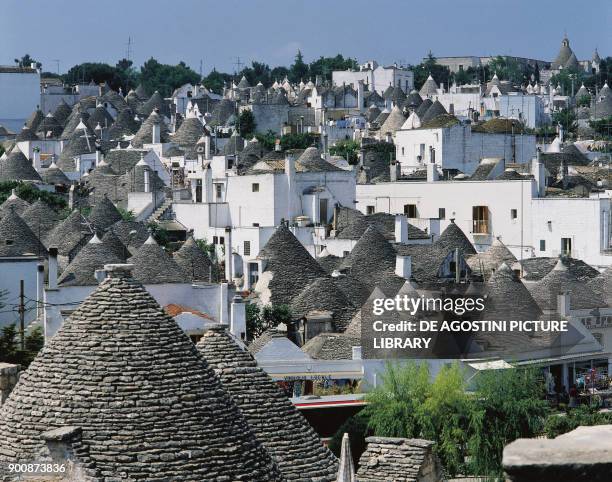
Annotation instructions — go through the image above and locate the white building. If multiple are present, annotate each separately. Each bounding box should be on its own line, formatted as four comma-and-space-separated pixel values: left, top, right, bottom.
332, 61, 414, 95
394, 119, 537, 175
0, 65, 41, 129
174, 146, 356, 288
356, 160, 612, 268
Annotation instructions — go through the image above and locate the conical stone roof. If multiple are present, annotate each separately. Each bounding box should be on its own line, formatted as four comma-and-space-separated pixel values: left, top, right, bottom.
415, 98, 433, 118
379, 105, 406, 136
128, 236, 188, 284
35, 113, 63, 138
0, 208, 47, 257
197, 325, 338, 481
106, 107, 139, 140
46, 210, 92, 254
88, 196, 123, 231
41, 161, 70, 185
419, 75, 439, 97
57, 126, 96, 171
435, 220, 476, 256
21, 200, 62, 245
588, 267, 612, 307
101, 229, 129, 261
15, 125, 39, 141
420, 99, 448, 124
172, 116, 206, 147
552, 37, 574, 69
130, 110, 169, 147
406, 90, 423, 108
57, 234, 123, 286
109, 219, 149, 249
0, 147, 43, 182
25, 109, 44, 131
290, 276, 356, 330
60, 107, 90, 140
87, 105, 114, 131
173, 235, 213, 282
0, 190, 30, 218
339, 226, 396, 290
138, 90, 167, 117
468, 237, 517, 277
257, 224, 327, 305
528, 259, 606, 311
0, 265, 282, 481
53, 100, 72, 127
481, 263, 542, 321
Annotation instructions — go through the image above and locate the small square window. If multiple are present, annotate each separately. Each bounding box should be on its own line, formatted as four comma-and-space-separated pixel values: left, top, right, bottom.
366, 206, 375, 215
252, 183, 259, 192
539, 240, 546, 251
439, 208, 446, 220
511, 209, 518, 220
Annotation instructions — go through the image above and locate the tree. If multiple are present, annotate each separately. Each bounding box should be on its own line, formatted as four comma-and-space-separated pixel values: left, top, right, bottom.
289, 50, 309, 84
549, 69, 584, 96
0, 323, 44, 367
468, 368, 549, 477
487, 56, 524, 84
309, 54, 358, 82
412, 53, 451, 91
14, 54, 41, 69
139, 58, 201, 97
202, 68, 233, 94
238, 109, 256, 137
589, 116, 612, 138
63, 62, 118, 88
246, 304, 292, 340
552, 108, 577, 135
544, 406, 612, 438
0, 181, 67, 211
329, 139, 360, 164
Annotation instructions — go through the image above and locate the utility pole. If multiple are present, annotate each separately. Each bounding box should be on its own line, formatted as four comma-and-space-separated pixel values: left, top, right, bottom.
126, 37, 133, 62
52, 59, 60, 75
18, 279, 25, 351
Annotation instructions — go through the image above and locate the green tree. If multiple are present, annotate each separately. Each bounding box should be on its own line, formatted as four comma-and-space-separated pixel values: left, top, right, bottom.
0, 323, 44, 367
117, 207, 135, 221
329, 139, 360, 164
309, 54, 358, 82
289, 50, 309, 83
246, 304, 292, 340
552, 108, 578, 134
139, 58, 201, 97
202, 68, 233, 94
63, 62, 118, 88
486, 56, 524, 84
549, 69, 584, 96
544, 406, 612, 438
238, 109, 256, 137
468, 368, 549, 477
0, 181, 66, 211
589, 116, 612, 138
14, 54, 41, 69
412, 52, 451, 91
271, 66, 290, 82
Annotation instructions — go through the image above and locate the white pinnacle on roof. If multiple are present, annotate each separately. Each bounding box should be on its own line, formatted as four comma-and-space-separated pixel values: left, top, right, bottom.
136, 152, 147, 166
75, 119, 88, 131
7, 189, 19, 200
89, 233, 102, 244
548, 136, 562, 153
144, 234, 157, 245
492, 73, 499, 82
95, 122, 102, 131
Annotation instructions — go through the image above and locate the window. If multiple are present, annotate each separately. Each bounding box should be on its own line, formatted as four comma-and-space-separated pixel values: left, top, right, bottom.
561, 238, 572, 257
215, 183, 222, 199
539, 240, 546, 252
419, 144, 425, 163
252, 183, 259, 192
403, 204, 418, 218
511, 209, 518, 220
212, 236, 218, 244
439, 208, 446, 220
244, 240, 251, 256
366, 205, 375, 215
343, 251, 350, 257
593, 333, 603, 347
219, 236, 225, 245
401, 147, 405, 156
472, 206, 489, 234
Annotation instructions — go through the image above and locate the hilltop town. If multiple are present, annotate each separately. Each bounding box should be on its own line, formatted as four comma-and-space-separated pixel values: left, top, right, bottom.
0, 34, 611, 481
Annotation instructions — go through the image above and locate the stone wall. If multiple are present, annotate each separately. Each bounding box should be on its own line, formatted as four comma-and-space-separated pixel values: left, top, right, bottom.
0, 363, 21, 405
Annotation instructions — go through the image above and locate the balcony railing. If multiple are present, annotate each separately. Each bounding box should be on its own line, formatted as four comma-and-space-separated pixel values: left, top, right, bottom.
472, 219, 490, 234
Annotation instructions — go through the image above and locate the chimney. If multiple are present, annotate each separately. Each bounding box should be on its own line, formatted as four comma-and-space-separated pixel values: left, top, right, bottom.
357, 80, 365, 113
152, 121, 161, 144
351, 346, 362, 360
454, 248, 461, 283
230, 295, 247, 340
285, 154, 296, 221
224, 226, 234, 283
395, 255, 412, 279
143, 168, 150, 193
36, 264, 44, 319
274, 139, 281, 151
219, 282, 229, 325
32, 147, 41, 169
532, 148, 546, 197
448, 103, 454, 115
48, 247, 58, 289
390, 160, 400, 182
427, 162, 439, 182
385, 132, 392, 143
394, 214, 408, 243
204, 134, 211, 160
68, 183, 75, 210
558, 292, 571, 318
359, 147, 365, 167
204, 165, 213, 203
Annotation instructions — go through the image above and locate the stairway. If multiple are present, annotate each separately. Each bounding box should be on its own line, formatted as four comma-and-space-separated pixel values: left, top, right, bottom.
146, 198, 173, 224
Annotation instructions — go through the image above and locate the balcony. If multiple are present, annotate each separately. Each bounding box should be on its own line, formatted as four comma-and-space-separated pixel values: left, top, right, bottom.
472, 219, 490, 234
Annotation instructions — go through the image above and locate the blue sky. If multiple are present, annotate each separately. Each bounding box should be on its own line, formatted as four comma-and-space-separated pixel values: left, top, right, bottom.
1, 0, 610, 74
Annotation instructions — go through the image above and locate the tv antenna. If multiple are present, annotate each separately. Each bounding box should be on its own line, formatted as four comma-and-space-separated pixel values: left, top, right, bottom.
126, 37, 133, 62
232, 56, 244, 74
